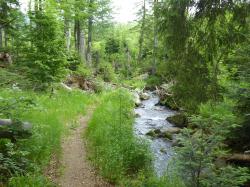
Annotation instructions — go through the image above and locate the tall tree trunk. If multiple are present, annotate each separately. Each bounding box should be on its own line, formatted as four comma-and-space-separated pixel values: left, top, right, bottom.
65, 18, 71, 52
0, 28, 2, 49
79, 29, 86, 63
126, 46, 131, 77
138, 0, 146, 63
4, 29, 7, 48
152, 0, 158, 75
74, 19, 78, 51
87, 0, 94, 65
75, 19, 86, 62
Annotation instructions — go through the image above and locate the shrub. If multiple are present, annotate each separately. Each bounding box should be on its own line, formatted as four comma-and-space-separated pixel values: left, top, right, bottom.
97, 62, 116, 82
175, 101, 250, 187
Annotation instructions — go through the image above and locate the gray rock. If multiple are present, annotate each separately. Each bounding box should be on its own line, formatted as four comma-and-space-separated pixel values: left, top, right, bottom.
133, 92, 141, 106
166, 113, 188, 128
140, 92, 150, 100
164, 127, 181, 134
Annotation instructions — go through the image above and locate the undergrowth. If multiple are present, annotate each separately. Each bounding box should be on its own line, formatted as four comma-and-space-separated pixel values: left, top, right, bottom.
0, 88, 91, 186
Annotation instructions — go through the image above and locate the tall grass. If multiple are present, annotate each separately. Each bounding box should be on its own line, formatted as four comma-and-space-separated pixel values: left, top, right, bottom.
86, 89, 152, 184
0, 88, 92, 185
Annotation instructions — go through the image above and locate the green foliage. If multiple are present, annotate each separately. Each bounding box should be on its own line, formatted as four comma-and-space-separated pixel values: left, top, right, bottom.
175, 101, 250, 187
97, 62, 116, 82
105, 37, 120, 55
74, 64, 93, 78
27, 10, 66, 89
66, 52, 81, 71
86, 90, 152, 183
0, 141, 30, 183
146, 75, 162, 89
0, 95, 35, 119
0, 68, 32, 89
122, 174, 185, 187
158, 0, 249, 112
8, 174, 55, 187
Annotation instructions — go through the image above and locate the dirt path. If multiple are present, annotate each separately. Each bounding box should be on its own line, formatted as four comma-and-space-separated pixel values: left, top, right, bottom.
46, 108, 112, 187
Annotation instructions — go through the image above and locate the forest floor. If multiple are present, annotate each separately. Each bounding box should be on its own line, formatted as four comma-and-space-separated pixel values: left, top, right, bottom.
45, 107, 113, 187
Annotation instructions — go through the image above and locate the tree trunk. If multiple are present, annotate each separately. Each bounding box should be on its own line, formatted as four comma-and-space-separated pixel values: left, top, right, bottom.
4, 29, 7, 48
0, 28, 2, 49
65, 18, 71, 52
79, 29, 86, 63
126, 46, 131, 77
75, 19, 86, 63
152, 0, 158, 75
87, 0, 94, 65
138, 0, 146, 63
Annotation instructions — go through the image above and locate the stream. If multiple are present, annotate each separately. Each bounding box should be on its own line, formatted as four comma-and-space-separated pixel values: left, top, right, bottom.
134, 92, 177, 176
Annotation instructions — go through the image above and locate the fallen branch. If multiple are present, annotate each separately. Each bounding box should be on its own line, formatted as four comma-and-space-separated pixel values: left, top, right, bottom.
0, 119, 32, 142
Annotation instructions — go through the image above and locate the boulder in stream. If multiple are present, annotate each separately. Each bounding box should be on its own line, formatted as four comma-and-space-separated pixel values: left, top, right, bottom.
146, 129, 173, 140
166, 113, 188, 128
164, 127, 181, 134
140, 92, 150, 100
162, 96, 179, 110
132, 92, 141, 107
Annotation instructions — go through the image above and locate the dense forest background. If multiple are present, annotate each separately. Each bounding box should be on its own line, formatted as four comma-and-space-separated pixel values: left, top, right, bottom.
0, 0, 250, 186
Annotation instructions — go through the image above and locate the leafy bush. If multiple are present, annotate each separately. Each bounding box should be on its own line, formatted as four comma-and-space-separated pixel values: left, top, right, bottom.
146, 75, 162, 89
8, 174, 55, 187
86, 89, 152, 183
74, 64, 93, 79
97, 62, 116, 82
27, 11, 66, 90
0, 141, 30, 183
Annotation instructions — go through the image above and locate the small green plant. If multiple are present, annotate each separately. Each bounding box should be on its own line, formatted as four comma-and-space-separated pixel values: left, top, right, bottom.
175, 101, 250, 187
8, 174, 55, 187
97, 62, 117, 82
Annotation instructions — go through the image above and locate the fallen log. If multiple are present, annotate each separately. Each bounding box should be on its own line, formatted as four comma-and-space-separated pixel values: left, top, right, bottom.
223, 153, 250, 167
0, 119, 32, 142
227, 153, 250, 162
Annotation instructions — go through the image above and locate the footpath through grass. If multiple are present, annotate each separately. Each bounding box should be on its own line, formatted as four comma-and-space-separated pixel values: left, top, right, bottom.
0, 88, 92, 186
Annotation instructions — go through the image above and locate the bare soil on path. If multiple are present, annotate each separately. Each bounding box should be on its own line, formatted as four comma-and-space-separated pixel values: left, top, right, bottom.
46, 108, 113, 187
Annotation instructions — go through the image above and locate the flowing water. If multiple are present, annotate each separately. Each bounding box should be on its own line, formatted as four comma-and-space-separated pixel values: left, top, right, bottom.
134, 92, 177, 176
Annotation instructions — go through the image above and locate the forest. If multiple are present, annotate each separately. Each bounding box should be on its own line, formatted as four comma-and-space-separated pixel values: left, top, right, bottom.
0, 0, 249, 186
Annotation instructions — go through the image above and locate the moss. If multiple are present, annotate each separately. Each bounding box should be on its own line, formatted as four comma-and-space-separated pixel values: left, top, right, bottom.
163, 96, 179, 110
146, 130, 157, 137
167, 113, 188, 128
160, 132, 173, 140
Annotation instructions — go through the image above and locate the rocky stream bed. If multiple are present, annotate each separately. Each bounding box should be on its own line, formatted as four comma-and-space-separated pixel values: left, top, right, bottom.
134, 92, 179, 176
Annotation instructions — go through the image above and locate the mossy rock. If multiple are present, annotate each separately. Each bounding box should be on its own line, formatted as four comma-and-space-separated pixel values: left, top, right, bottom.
146, 130, 157, 137
166, 113, 188, 128
146, 129, 173, 141
160, 148, 167, 153
159, 131, 173, 140
162, 97, 179, 110
146, 129, 161, 138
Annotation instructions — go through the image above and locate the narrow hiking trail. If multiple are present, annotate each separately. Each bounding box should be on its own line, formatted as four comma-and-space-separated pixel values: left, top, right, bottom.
46, 108, 112, 187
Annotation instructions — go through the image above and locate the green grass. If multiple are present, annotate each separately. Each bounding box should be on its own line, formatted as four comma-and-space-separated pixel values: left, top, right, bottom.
0, 88, 92, 186
86, 89, 152, 184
